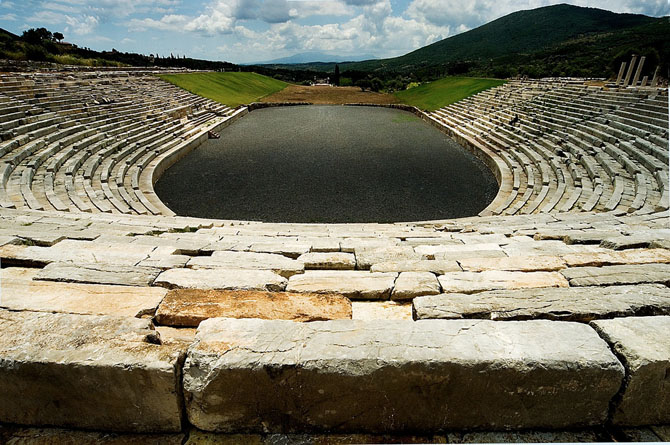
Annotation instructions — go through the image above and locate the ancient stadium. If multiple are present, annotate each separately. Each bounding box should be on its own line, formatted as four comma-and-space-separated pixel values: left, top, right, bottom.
0, 66, 669, 441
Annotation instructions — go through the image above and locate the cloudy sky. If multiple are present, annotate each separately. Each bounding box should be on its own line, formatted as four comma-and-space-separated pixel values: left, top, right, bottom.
0, 0, 668, 64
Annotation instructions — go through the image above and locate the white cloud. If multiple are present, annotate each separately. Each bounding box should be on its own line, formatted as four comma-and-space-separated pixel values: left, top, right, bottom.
406, 0, 670, 29
0, 12, 17, 20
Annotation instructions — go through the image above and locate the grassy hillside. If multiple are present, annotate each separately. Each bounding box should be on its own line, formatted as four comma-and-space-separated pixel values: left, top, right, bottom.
395, 77, 506, 111
158, 72, 288, 107
274, 5, 667, 81
345, 5, 656, 72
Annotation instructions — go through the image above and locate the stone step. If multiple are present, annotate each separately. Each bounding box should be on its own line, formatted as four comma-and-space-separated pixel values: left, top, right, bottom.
286, 271, 397, 300
182, 318, 623, 433
34, 262, 162, 287
0, 267, 166, 317
154, 288, 352, 326
0, 309, 184, 433
591, 316, 670, 426
561, 263, 670, 287
413, 284, 670, 322
154, 267, 288, 292
437, 270, 569, 294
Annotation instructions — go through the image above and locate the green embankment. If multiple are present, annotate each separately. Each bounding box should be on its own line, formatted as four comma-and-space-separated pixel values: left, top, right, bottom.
395, 77, 506, 111
158, 72, 287, 107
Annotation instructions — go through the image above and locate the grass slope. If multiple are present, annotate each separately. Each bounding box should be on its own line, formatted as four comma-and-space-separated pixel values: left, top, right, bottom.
395, 77, 506, 111
158, 72, 288, 107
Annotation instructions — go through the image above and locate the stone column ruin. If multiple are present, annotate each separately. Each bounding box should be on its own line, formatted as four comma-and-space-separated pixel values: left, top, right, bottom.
615, 62, 626, 86
623, 55, 637, 87
632, 56, 646, 87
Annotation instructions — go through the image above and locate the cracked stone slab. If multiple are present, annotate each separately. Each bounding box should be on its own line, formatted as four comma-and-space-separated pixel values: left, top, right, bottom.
391, 271, 441, 300
0, 309, 184, 433
651, 239, 670, 250
155, 288, 351, 326
591, 316, 670, 426
183, 318, 623, 433
432, 250, 507, 261
600, 230, 670, 250
286, 271, 397, 300
0, 267, 166, 318
154, 268, 288, 292
561, 264, 670, 287
354, 246, 418, 269
248, 241, 312, 259
0, 235, 18, 247
564, 231, 620, 245
352, 301, 413, 320
413, 284, 670, 322
370, 259, 461, 274
562, 248, 670, 267
0, 240, 155, 267
415, 243, 503, 259
34, 262, 162, 287
437, 271, 569, 294
459, 255, 566, 272
502, 241, 607, 257
297, 252, 356, 270
187, 251, 304, 278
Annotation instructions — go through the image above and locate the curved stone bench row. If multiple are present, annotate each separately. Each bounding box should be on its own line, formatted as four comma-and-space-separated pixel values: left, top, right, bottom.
429, 80, 668, 217
0, 72, 237, 215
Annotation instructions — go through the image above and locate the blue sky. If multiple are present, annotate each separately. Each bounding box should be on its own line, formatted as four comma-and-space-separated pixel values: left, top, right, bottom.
0, 0, 668, 64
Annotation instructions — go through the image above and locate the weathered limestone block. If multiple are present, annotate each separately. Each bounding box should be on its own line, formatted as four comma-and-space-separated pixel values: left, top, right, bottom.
433, 250, 507, 260
600, 230, 670, 250
651, 239, 670, 250
459, 255, 566, 272
354, 246, 418, 269
564, 231, 619, 245
370, 259, 461, 274
188, 251, 304, 278
248, 241, 312, 258
137, 253, 191, 269
591, 316, 670, 426
438, 271, 569, 294
0, 235, 18, 247
0, 267, 166, 318
352, 301, 413, 320
340, 238, 399, 253
562, 264, 670, 287
391, 271, 441, 300
154, 268, 288, 292
183, 318, 623, 433
0, 240, 155, 267
416, 243, 503, 259
34, 262, 161, 287
297, 252, 356, 270
562, 248, 670, 267
413, 285, 670, 322
286, 271, 397, 300
155, 289, 352, 326
0, 309, 184, 432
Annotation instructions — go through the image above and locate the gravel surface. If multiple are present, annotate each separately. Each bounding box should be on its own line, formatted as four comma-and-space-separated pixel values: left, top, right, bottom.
155, 106, 498, 223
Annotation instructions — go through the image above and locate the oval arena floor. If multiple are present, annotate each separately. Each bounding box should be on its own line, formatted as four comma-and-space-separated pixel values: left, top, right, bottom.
0, 69, 669, 443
